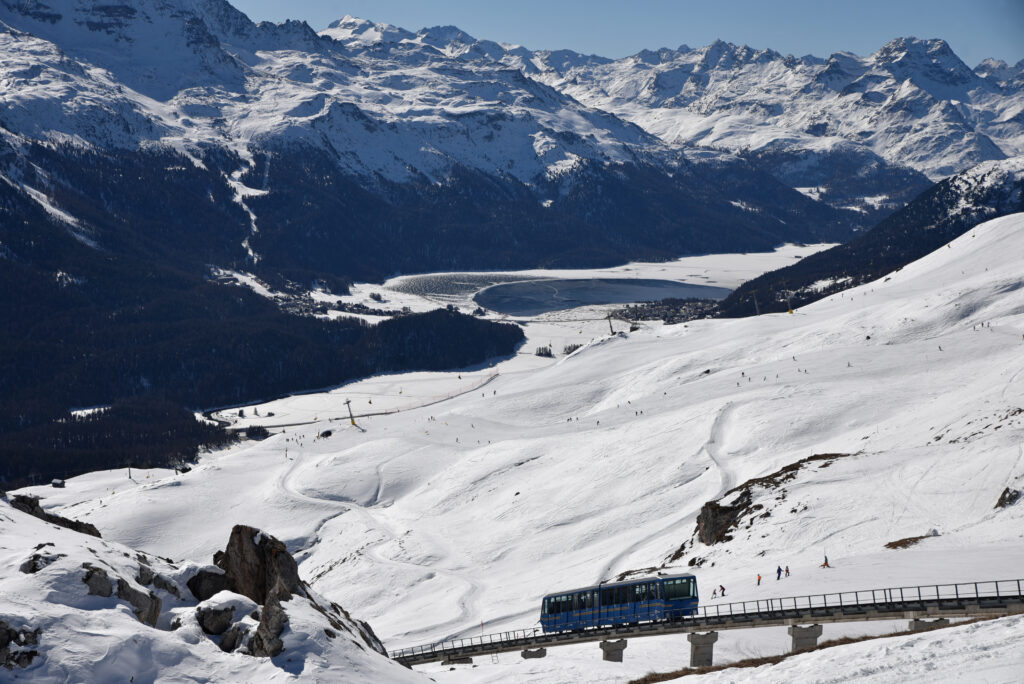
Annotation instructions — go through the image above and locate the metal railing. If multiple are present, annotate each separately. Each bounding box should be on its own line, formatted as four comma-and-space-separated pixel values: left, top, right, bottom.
389, 578, 1024, 661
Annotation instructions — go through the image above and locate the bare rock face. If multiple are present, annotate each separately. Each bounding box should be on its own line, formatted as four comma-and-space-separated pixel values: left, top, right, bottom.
215, 525, 303, 605
187, 569, 230, 601
0, 620, 40, 670
10, 495, 101, 538
82, 564, 113, 597
137, 563, 183, 600
153, 574, 183, 599
116, 579, 162, 627
82, 564, 161, 626
136, 564, 156, 586
248, 596, 288, 657
196, 606, 235, 636
996, 487, 1021, 509
220, 624, 248, 653
695, 490, 752, 545
20, 549, 65, 574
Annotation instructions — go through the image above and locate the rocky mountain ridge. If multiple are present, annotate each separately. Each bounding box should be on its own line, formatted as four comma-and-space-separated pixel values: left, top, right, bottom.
718, 155, 1024, 317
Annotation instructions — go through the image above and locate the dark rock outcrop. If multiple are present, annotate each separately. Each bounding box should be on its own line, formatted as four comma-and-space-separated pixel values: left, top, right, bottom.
10, 495, 101, 538
692, 454, 851, 547
137, 564, 155, 586
116, 579, 161, 627
220, 625, 248, 653
996, 487, 1021, 509
0, 621, 40, 670
82, 564, 113, 597
82, 564, 161, 626
187, 569, 230, 601
248, 596, 288, 657
214, 525, 303, 604
138, 564, 183, 599
695, 490, 752, 545
19, 551, 65, 574
153, 574, 183, 599
197, 606, 235, 636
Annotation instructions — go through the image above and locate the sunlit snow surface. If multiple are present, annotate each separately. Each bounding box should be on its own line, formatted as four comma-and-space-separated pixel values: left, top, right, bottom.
17, 216, 1024, 682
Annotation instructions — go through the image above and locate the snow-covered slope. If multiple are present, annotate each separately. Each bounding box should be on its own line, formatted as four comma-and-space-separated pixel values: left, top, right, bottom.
17, 213, 1024, 680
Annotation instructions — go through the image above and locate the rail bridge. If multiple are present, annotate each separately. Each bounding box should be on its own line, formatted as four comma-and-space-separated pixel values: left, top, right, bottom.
389, 578, 1024, 668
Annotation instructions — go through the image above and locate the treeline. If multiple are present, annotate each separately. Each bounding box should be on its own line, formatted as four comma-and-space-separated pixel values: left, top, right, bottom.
0, 304, 522, 486
0, 397, 234, 488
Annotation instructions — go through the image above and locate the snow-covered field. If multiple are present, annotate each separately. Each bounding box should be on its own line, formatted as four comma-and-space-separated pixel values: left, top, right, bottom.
214, 243, 831, 429
14, 215, 1024, 682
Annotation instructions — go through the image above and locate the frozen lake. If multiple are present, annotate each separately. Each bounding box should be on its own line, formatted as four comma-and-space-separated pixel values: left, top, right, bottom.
473, 277, 732, 316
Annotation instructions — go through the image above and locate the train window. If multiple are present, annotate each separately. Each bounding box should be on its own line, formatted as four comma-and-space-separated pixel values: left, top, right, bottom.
665, 578, 693, 600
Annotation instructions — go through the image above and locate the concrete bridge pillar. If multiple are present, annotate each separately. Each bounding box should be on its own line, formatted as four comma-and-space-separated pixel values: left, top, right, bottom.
687, 631, 719, 667
909, 618, 950, 632
788, 624, 823, 653
600, 639, 627, 662
521, 648, 547, 659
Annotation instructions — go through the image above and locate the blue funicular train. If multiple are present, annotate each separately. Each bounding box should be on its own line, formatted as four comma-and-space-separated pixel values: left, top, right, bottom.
540, 573, 699, 633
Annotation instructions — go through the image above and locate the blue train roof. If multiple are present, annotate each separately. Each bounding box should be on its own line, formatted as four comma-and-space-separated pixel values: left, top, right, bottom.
542, 572, 696, 599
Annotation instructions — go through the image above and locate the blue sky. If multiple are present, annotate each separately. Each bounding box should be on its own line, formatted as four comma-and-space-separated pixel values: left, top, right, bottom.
229, 0, 1024, 66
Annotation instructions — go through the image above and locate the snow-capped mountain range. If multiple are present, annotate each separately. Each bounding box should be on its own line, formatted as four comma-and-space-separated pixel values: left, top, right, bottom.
0, 0, 863, 287
526, 36, 1024, 180
1, 0, 1022, 252
321, 16, 1024, 210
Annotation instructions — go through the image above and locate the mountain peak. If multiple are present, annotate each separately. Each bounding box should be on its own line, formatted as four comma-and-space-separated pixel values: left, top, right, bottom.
871, 36, 980, 95
417, 24, 476, 48
320, 15, 414, 46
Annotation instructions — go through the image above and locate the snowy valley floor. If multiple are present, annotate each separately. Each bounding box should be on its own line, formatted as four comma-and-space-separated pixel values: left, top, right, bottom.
14, 221, 1024, 682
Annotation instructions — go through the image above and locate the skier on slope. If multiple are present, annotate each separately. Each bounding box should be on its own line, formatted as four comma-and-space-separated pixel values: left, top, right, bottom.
757, 574, 762, 586
777, 566, 782, 580
719, 585, 726, 597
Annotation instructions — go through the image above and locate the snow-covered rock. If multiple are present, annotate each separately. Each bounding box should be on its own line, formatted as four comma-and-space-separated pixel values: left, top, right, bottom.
0, 498, 423, 681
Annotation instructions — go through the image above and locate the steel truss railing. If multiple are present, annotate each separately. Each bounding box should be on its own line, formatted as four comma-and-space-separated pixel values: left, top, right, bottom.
389, 578, 1024, 663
